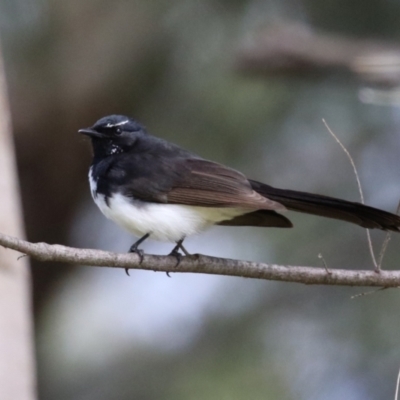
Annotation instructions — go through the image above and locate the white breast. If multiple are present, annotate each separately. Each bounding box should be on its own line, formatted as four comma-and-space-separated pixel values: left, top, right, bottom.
89, 167, 244, 242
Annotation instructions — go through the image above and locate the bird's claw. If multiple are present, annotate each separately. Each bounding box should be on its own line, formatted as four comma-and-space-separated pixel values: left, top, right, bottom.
169, 249, 182, 268
124, 246, 145, 276
129, 246, 145, 263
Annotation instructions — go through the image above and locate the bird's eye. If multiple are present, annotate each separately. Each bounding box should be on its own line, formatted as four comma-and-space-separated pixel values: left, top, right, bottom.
115, 128, 122, 135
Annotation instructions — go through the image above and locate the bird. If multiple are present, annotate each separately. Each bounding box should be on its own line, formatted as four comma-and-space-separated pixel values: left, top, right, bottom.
79, 114, 400, 259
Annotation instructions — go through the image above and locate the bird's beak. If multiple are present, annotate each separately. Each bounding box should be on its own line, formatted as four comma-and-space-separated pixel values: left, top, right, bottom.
78, 128, 104, 138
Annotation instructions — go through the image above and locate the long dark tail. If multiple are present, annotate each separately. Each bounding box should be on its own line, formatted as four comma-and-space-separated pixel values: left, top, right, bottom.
250, 180, 400, 232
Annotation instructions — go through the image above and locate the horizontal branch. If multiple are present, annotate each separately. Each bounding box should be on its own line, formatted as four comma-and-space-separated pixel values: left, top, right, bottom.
236, 23, 400, 88
0, 232, 400, 287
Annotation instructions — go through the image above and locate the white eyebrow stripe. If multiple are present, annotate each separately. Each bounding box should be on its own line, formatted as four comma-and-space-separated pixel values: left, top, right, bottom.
106, 120, 129, 128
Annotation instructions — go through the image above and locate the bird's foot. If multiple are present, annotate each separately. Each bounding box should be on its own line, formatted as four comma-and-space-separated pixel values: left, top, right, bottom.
129, 245, 145, 261
168, 248, 182, 268
167, 239, 188, 271
125, 247, 145, 276
125, 233, 150, 276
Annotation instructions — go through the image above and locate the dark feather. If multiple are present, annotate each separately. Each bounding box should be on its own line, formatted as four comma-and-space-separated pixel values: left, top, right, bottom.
167, 159, 284, 209
250, 180, 400, 232
103, 146, 285, 210
218, 210, 293, 228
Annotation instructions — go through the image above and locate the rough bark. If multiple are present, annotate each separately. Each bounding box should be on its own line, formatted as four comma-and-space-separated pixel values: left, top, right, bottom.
0, 232, 399, 288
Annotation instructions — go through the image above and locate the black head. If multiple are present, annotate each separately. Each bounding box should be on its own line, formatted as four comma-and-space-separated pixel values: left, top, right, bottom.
79, 115, 146, 159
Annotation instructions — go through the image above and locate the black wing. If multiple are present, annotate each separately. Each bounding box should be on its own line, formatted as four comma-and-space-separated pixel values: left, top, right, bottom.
107, 153, 285, 211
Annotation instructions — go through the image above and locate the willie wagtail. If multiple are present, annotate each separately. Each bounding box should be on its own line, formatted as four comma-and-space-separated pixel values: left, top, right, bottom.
79, 115, 400, 258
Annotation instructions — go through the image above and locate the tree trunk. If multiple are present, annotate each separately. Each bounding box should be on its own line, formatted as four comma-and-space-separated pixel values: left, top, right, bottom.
0, 43, 36, 400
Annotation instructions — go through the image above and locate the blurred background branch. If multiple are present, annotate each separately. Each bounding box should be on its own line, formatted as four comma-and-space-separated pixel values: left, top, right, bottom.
237, 22, 400, 88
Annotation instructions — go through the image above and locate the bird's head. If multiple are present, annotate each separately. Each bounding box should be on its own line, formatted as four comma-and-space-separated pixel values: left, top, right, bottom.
79, 115, 146, 159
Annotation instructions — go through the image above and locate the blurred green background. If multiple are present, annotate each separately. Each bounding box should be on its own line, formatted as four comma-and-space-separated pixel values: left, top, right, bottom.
2, 0, 400, 399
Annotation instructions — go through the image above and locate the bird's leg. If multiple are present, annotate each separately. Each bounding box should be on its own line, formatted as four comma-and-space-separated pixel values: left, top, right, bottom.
129, 233, 150, 254
125, 233, 150, 275
178, 242, 190, 256
168, 238, 189, 267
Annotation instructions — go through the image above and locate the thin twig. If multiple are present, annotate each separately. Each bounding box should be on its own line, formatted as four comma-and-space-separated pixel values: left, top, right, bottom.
1, 231, 400, 287
322, 119, 378, 270
378, 233, 392, 269
395, 367, 400, 400
350, 286, 390, 299
318, 253, 331, 275
378, 200, 400, 269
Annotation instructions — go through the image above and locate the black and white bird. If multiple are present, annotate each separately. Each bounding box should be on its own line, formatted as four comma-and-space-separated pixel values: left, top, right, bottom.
79, 115, 400, 257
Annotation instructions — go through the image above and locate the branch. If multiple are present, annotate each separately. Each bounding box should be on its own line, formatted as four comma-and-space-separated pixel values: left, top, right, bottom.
2, 232, 400, 288
236, 23, 400, 88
